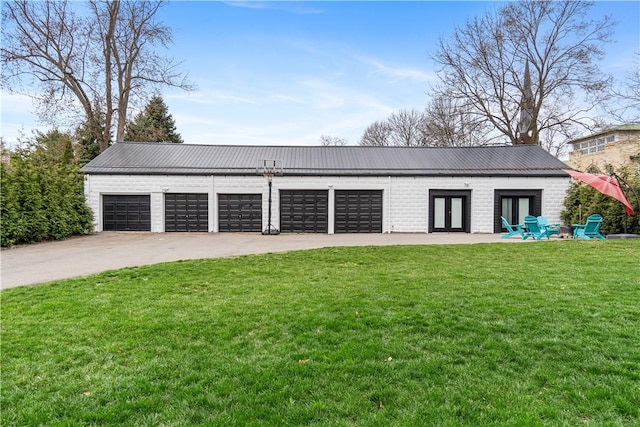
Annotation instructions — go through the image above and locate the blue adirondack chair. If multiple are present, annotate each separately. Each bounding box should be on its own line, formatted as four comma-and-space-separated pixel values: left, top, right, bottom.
537, 216, 560, 237
501, 216, 525, 239
523, 215, 550, 240
573, 214, 605, 240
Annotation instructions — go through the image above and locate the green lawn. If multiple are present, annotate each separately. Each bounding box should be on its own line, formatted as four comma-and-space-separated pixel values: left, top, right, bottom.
2, 240, 639, 426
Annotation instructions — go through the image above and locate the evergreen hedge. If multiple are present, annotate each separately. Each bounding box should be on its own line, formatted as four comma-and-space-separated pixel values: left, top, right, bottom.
1, 134, 93, 247
561, 167, 640, 235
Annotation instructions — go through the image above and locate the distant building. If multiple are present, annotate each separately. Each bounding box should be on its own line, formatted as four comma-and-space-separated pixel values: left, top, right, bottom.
566, 124, 640, 172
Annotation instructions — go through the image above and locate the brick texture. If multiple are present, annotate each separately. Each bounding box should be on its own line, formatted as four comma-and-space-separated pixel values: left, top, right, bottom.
85, 174, 570, 233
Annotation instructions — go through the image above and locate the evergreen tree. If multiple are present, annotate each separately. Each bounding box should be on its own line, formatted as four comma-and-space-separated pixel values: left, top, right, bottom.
124, 95, 183, 143
75, 109, 109, 165
1, 130, 93, 247
561, 166, 640, 235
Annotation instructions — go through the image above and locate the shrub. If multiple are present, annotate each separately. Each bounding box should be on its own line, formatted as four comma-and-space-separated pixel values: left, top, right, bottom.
0, 132, 93, 247
561, 166, 640, 235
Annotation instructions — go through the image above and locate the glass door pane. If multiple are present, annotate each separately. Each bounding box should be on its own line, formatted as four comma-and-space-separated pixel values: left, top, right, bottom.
434, 197, 445, 229
502, 198, 513, 224
451, 197, 463, 229
518, 198, 530, 224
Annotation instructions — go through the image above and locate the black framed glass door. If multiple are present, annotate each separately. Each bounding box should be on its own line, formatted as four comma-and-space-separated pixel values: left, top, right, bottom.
494, 190, 542, 233
429, 190, 471, 233
501, 196, 532, 228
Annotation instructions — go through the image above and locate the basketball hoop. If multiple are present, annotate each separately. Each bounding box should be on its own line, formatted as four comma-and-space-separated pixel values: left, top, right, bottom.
257, 159, 282, 178
257, 160, 283, 235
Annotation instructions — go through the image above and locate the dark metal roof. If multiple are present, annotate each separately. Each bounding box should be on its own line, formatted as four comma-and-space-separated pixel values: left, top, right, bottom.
80, 142, 570, 177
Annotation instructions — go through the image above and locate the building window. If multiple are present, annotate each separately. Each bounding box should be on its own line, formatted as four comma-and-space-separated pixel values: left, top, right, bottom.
578, 136, 608, 155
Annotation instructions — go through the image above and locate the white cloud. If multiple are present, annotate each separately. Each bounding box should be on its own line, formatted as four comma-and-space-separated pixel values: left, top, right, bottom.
0, 92, 41, 145
1, 92, 33, 113
269, 94, 309, 105
190, 72, 398, 145
222, 1, 324, 15
357, 56, 436, 83
166, 89, 259, 106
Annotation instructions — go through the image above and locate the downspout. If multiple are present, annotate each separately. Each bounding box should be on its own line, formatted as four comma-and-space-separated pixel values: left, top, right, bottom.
84, 174, 97, 231
388, 176, 392, 233
210, 175, 216, 232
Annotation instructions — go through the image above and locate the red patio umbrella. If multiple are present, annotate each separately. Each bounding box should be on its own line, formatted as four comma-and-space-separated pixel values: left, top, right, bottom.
563, 169, 635, 216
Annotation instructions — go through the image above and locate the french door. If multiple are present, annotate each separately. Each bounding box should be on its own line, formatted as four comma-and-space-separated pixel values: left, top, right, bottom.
429, 190, 471, 232
494, 190, 542, 233
501, 196, 532, 228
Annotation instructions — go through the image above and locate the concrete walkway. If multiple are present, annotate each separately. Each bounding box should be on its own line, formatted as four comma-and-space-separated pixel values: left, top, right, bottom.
1, 232, 518, 290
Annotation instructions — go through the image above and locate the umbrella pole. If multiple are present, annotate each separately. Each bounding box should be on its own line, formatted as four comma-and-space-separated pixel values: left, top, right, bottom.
578, 204, 582, 224
611, 172, 640, 233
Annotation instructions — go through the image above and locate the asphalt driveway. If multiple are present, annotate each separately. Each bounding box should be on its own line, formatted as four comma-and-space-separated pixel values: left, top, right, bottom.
1, 232, 510, 289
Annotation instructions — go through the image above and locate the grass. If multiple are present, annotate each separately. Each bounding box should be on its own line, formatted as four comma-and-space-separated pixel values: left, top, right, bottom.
2, 240, 639, 426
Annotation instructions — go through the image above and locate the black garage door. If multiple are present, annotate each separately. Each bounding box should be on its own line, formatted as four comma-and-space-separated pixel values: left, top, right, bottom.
280, 190, 328, 233
218, 194, 262, 232
335, 190, 383, 233
165, 193, 209, 232
103, 195, 151, 231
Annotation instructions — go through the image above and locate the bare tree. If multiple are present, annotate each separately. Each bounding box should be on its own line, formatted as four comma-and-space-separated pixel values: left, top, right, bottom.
359, 120, 392, 146
1, 0, 192, 153
431, 0, 615, 156
319, 135, 348, 146
422, 92, 493, 147
624, 54, 640, 109
605, 52, 640, 123
387, 109, 428, 146
360, 103, 491, 148
360, 109, 428, 147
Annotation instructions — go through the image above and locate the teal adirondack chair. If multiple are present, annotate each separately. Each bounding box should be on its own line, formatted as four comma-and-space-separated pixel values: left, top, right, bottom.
537, 216, 560, 237
573, 214, 605, 240
523, 215, 550, 240
501, 217, 525, 239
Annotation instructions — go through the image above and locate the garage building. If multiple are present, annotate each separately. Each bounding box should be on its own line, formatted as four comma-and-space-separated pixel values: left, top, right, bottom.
80, 142, 570, 234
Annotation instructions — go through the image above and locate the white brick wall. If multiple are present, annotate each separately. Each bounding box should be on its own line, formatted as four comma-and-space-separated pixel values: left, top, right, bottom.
84, 174, 570, 233
85, 175, 212, 232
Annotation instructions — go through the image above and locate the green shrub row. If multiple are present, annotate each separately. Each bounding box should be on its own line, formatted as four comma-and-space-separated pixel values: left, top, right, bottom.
1, 137, 93, 247
561, 167, 640, 235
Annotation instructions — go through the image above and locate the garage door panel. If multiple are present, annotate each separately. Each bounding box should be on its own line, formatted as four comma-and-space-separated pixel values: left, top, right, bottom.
103, 195, 151, 231
280, 190, 328, 233
335, 190, 383, 233
165, 193, 208, 232
218, 194, 262, 232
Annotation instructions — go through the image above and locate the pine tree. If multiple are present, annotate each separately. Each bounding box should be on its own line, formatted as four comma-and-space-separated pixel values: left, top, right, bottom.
1, 130, 93, 247
75, 109, 108, 164
124, 95, 183, 143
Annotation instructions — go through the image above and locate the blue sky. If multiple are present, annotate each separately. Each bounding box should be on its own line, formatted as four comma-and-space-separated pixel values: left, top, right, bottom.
2, 1, 639, 146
